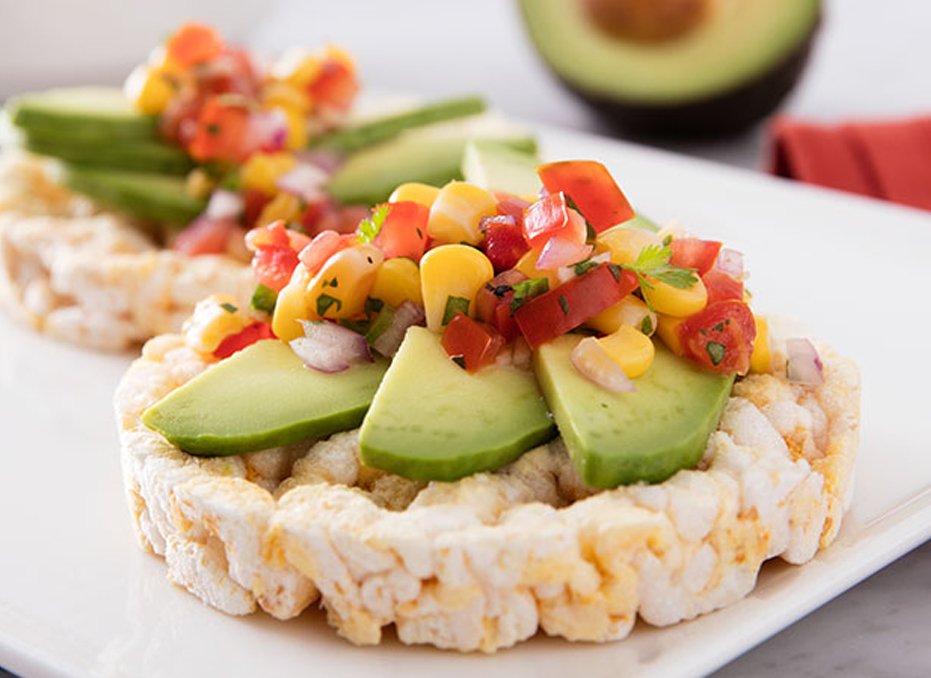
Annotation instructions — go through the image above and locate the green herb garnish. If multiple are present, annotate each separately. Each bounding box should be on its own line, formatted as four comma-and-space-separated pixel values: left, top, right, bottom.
442, 296, 470, 325
640, 314, 654, 335
706, 341, 726, 366
558, 294, 570, 315
316, 293, 343, 317
510, 277, 549, 312
356, 204, 390, 244
623, 244, 698, 291
220, 302, 238, 314
364, 296, 384, 317
572, 258, 599, 277
250, 284, 277, 315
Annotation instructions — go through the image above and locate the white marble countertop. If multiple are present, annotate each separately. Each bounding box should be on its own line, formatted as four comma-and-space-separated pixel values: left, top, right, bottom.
0, 1, 928, 675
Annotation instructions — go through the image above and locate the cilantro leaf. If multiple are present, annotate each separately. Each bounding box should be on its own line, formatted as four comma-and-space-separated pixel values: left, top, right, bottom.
219, 302, 238, 314
356, 204, 390, 244
623, 244, 698, 290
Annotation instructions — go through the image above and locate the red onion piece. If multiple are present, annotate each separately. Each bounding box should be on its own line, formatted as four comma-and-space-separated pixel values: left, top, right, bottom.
536, 217, 594, 270
276, 163, 329, 203
556, 251, 610, 284
289, 320, 372, 373
479, 213, 516, 234
246, 108, 288, 154
371, 301, 425, 357
571, 337, 636, 393
294, 149, 344, 173
716, 248, 745, 280
785, 338, 824, 386
205, 190, 244, 220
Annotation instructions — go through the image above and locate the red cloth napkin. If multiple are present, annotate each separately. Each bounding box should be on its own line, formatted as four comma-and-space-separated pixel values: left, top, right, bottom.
769, 116, 931, 211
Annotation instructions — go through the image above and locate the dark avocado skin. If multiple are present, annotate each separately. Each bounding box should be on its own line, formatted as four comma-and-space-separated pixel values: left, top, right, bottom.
523, 8, 820, 138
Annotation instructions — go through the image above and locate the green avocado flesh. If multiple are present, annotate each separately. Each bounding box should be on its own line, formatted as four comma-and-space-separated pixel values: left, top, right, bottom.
327, 130, 537, 205
461, 139, 542, 196
520, 0, 820, 105
534, 336, 734, 488
7, 87, 157, 139
142, 340, 389, 456
60, 165, 206, 226
311, 96, 487, 154
359, 327, 556, 482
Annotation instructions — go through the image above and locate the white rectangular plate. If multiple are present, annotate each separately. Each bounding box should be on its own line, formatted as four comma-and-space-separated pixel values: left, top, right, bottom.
1, 122, 929, 678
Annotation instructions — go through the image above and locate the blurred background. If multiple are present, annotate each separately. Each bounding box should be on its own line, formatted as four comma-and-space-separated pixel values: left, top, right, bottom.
2, 0, 931, 170
0, 1, 928, 675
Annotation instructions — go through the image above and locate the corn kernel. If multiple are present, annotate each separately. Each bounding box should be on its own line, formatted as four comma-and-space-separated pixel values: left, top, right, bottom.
124, 64, 175, 115
588, 295, 657, 336
370, 257, 423, 308
750, 314, 773, 374
597, 225, 662, 266
241, 152, 297, 196
270, 48, 322, 88
182, 294, 248, 354
262, 81, 311, 114
655, 313, 687, 356
256, 192, 302, 228
185, 168, 216, 199
420, 244, 494, 331
642, 276, 707, 317
272, 266, 312, 342
389, 182, 440, 208
427, 181, 497, 245
305, 244, 384, 320
514, 247, 560, 290
596, 325, 655, 378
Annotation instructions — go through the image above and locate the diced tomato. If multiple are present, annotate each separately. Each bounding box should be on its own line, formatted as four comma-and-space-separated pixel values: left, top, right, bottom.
537, 160, 634, 233
242, 189, 271, 228
669, 238, 722, 276
311, 204, 371, 236
173, 216, 236, 256
197, 48, 258, 99
702, 268, 744, 306
188, 96, 250, 163
514, 264, 639, 348
678, 300, 756, 375
252, 245, 300, 292
474, 269, 527, 341
482, 215, 529, 272
297, 230, 355, 276
298, 198, 333, 234
166, 23, 224, 68
246, 220, 291, 250
441, 314, 505, 373
523, 192, 574, 246
308, 58, 358, 110
213, 321, 275, 359
496, 196, 530, 226
373, 201, 430, 261
159, 92, 204, 146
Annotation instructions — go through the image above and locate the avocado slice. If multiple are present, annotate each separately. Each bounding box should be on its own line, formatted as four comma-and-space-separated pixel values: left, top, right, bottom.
143, 339, 389, 456
20, 131, 193, 175
461, 139, 542, 196
7, 87, 158, 140
311, 96, 487, 154
61, 165, 206, 227
534, 335, 734, 488
327, 129, 537, 205
359, 327, 555, 481
519, 0, 820, 136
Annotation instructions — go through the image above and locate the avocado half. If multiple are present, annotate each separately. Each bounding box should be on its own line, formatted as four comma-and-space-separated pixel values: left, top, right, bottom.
519, 0, 821, 137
